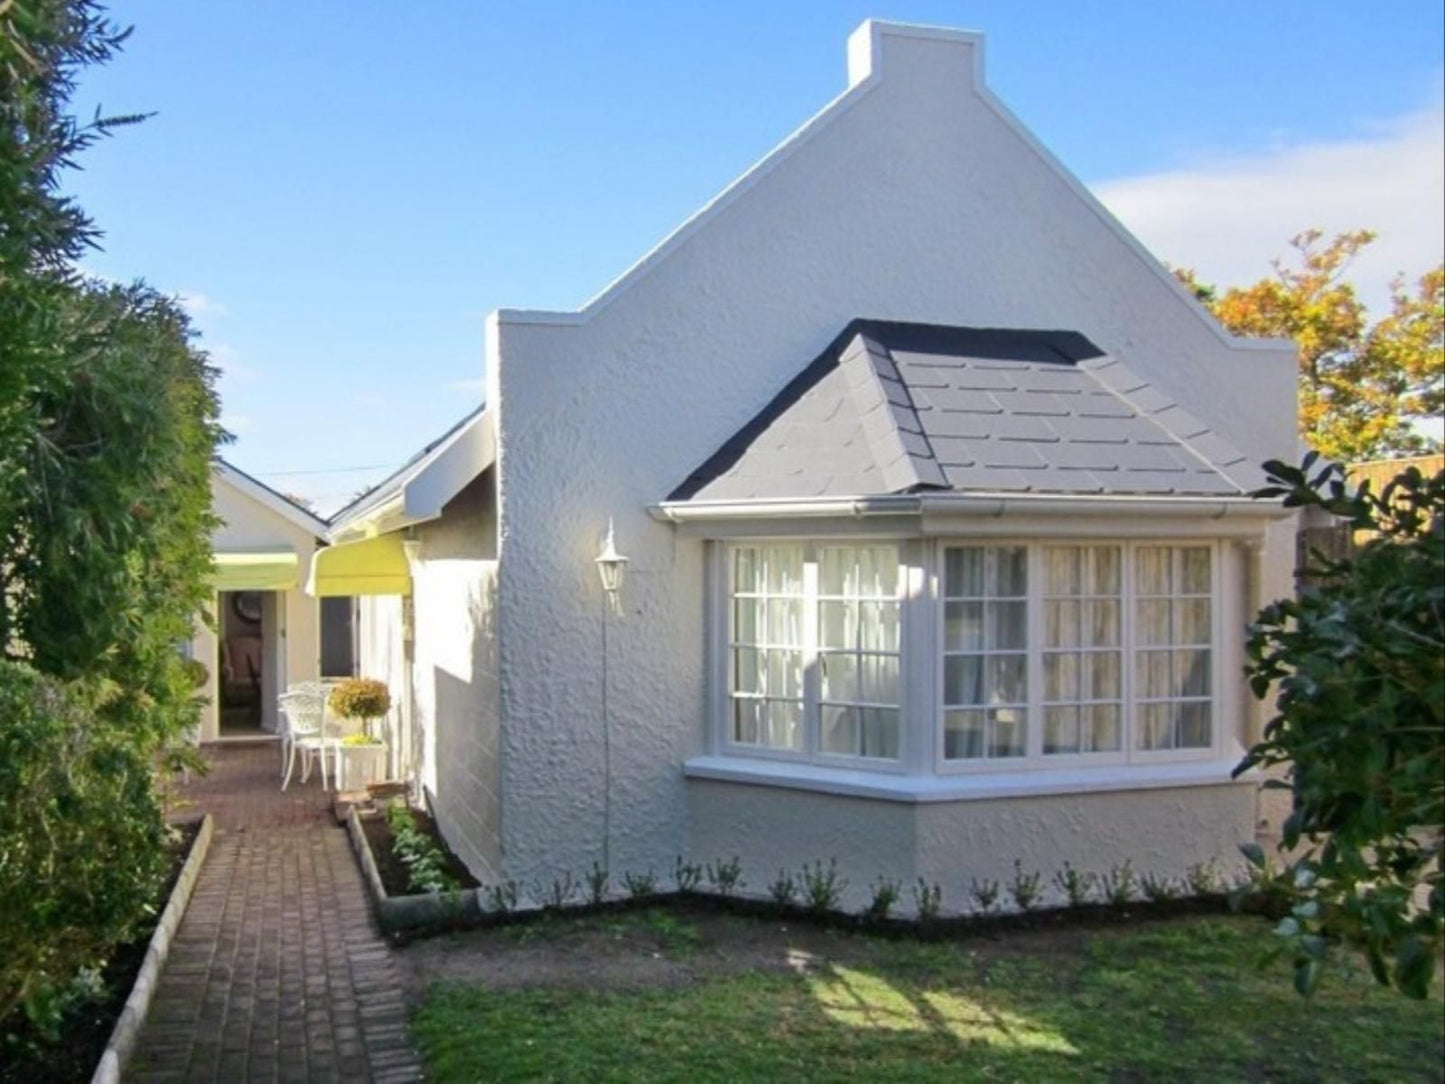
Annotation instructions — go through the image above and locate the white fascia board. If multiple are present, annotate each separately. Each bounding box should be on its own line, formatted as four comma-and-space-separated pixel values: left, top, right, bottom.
214, 461, 328, 539
327, 411, 493, 543
490, 20, 1293, 363
651, 492, 1293, 524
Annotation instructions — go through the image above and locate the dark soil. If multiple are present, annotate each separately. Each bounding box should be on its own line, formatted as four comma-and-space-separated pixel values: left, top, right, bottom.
0, 818, 203, 1084
360, 805, 480, 898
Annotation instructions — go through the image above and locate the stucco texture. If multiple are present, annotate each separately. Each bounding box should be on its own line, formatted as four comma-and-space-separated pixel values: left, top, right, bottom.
472, 24, 1297, 890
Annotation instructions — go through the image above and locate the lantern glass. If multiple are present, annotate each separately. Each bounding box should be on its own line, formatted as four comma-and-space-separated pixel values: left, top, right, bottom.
595, 519, 629, 596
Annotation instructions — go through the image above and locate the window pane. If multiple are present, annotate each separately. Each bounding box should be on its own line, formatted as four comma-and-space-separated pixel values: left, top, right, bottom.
988, 601, 1027, 650
944, 655, 983, 706
860, 601, 900, 652
1045, 547, 1082, 595
733, 548, 760, 594
1137, 650, 1173, 699
1136, 547, 1171, 595
820, 704, 858, 755
1179, 548, 1211, 594
990, 708, 1026, 757
1175, 649, 1211, 698
860, 654, 898, 705
733, 699, 762, 745
1084, 651, 1120, 700
945, 548, 983, 598
819, 549, 848, 596
992, 547, 1028, 597
1138, 599, 1171, 646
944, 601, 983, 651
762, 699, 803, 750
1088, 547, 1121, 595
1045, 600, 1079, 647
987, 654, 1027, 704
734, 648, 760, 694
1175, 598, 1211, 646
1139, 703, 1174, 750
765, 548, 805, 595
1085, 704, 1121, 751
1085, 599, 1120, 646
1178, 702, 1211, 748
766, 649, 803, 699
1044, 652, 1079, 702
819, 652, 856, 702
767, 599, 803, 645
733, 598, 761, 644
819, 600, 854, 649
1044, 706, 1080, 754
860, 708, 900, 759
944, 711, 985, 759
860, 547, 899, 598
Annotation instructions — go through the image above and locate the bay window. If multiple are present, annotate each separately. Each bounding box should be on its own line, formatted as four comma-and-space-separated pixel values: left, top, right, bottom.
720, 538, 1224, 777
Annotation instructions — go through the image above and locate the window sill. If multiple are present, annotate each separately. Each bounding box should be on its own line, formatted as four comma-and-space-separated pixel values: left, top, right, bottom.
683, 754, 1253, 804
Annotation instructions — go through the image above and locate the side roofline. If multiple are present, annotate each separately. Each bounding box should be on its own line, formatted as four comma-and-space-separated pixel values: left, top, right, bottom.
215, 459, 329, 538
489, 20, 1293, 359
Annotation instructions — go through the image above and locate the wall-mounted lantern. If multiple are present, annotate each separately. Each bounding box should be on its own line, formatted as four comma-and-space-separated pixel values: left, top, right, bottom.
595, 518, 629, 607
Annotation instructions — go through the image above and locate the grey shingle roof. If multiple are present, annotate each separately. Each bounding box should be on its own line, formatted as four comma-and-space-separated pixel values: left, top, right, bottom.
668, 321, 1254, 501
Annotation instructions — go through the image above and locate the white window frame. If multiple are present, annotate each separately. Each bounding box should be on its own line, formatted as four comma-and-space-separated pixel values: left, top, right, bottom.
718, 540, 911, 773
706, 536, 1228, 782
930, 538, 1223, 775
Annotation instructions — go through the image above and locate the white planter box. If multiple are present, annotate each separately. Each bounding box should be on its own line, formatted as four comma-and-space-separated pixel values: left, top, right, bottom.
335, 743, 389, 790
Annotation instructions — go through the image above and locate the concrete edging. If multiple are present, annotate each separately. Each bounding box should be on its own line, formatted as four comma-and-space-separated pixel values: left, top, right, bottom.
346, 805, 480, 935
91, 812, 215, 1084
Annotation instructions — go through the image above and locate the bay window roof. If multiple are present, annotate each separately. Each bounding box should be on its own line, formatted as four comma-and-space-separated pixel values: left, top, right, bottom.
668, 320, 1257, 503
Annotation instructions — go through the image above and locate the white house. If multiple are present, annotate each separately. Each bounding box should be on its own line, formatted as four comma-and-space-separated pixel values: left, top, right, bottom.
352, 21, 1299, 907
191, 461, 330, 742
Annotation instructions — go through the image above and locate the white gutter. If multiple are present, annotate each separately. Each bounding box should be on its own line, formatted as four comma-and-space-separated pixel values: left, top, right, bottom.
650, 492, 1293, 522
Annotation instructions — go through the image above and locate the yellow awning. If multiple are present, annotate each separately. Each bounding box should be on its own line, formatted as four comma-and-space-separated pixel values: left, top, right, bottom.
306, 534, 410, 597
213, 551, 299, 591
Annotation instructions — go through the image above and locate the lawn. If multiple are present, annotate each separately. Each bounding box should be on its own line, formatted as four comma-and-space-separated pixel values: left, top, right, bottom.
406, 909, 1443, 1083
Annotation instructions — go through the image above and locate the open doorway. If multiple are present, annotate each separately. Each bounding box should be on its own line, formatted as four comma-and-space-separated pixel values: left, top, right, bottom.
217, 590, 282, 736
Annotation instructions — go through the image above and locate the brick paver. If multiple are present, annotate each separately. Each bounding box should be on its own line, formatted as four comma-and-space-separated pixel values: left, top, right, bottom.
129, 743, 424, 1083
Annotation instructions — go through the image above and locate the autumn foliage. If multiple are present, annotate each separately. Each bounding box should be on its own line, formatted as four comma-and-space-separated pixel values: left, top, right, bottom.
1176, 231, 1443, 463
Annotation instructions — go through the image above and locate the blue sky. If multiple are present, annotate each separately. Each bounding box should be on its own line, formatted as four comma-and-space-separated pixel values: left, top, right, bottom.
72, 2, 1444, 512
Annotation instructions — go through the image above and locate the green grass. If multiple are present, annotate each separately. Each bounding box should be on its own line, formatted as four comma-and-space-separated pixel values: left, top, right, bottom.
411, 915, 1444, 1083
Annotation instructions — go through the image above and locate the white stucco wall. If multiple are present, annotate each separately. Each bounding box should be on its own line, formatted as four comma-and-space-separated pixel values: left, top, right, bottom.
485, 23, 1298, 888
192, 475, 322, 741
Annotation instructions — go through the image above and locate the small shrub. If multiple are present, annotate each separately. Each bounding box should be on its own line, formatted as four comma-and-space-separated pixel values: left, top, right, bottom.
801, 859, 847, 913
1186, 858, 1224, 897
863, 878, 902, 922
622, 870, 658, 899
1009, 860, 1043, 911
913, 879, 943, 922
1053, 862, 1097, 908
970, 877, 1001, 915
706, 856, 744, 897
485, 880, 520, 914
1102, 861, 1138, 905
329, 677, 392, 724
586, 862, 609, 905
768, 870, 798, 908
1140, 872, 1181, 903
536, 871, 577, 910
673, 856, 703, 893
384, 803, 459, 894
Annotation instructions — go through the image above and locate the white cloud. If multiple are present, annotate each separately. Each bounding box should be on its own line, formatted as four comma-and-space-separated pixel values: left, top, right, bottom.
1095, 98, 1445, 316
446, 378, 485, 393
177, 291, 229, 320
222, 413, 253, 433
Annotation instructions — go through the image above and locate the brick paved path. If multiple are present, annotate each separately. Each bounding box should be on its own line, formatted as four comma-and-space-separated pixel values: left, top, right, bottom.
128, 743, 424, 1083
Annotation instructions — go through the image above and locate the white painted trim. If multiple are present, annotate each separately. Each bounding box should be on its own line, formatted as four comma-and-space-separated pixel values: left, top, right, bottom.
214, 461, 328, 538
683, 753, 1253, 804
329, 411, 494, 542
653, 493, 1291, 523
490, 20, 1294, 363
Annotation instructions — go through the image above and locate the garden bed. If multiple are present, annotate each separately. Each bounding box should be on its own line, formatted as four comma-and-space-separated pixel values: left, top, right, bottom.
349, 804, 481, 935
0, 817, 211, 1084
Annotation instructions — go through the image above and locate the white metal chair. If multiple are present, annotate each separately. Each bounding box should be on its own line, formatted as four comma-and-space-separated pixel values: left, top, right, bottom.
279, 691, 330, 791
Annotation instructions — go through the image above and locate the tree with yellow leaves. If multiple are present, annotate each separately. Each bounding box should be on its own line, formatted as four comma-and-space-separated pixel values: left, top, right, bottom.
1176, 231, 1443, 462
